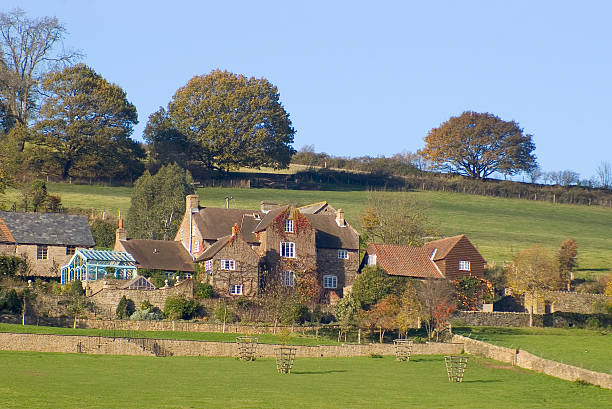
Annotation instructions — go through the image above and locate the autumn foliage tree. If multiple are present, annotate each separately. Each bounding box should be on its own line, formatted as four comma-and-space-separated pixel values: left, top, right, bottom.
556, 238, 578, 291
368, 295, 400, 343
454, 276, 494, 311
417, 279, 455, 340
420, 111, 537, 179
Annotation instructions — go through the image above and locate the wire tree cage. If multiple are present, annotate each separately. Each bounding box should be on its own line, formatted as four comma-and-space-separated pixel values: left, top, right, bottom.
275, 346, 297, 374
393, 339, 414, 362
236, 336, 258, 361
444, 355, 469, 382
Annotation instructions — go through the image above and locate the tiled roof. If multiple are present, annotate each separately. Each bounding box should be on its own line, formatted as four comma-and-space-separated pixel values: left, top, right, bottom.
196, 235, 232, 261
304, 214, 359, 250
422, 235, 466, 260
120, 239, 195, 272
366, 243, 444, 279
0, 211, 94, 246
253, 205, 289, 232
298, 201, 334, 214
0, 218, 15, 243
195, 208, 263, 242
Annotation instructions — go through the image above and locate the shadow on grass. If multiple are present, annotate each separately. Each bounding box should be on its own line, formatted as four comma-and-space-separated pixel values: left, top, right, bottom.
460, 380, 502, 384
292, 370, 348, 375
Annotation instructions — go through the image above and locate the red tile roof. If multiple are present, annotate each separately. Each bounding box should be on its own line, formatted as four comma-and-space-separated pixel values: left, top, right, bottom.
422, 235, 466, 260
0, 218, 15, 243
366, 243, 443, 279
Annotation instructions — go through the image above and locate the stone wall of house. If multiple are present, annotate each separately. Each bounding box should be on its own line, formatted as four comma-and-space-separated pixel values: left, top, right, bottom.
208, 236, 260, 297
453, 334, 612, 389
316, 248, 359, 291
0, 331, 463, 358
88, 278, 193, 316
524, 291, 608, 314
0, 243, 16, 256
17, 244, 72, 278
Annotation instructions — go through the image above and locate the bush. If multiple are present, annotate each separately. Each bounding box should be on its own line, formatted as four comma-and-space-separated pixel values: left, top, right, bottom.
90, 219, 116, 249
164, 295, 198, 320
0, 255, 28, 277
213, 303, 239, 324
194, 282, 214, 299
130, 308, 164, 321
0, 289, 20, 313
585, 316, 601, 329
68, 279, 85, 297
280, 302, 309, 325
116, 296, 136, 319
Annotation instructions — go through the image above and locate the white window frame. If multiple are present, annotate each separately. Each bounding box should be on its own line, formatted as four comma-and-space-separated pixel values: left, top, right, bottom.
194, 241, 200, 252
37, 245, 48, 260
368, 254, 376, 266
205, 260, 213, 271
284, 219, 294, 233
230, 285, 243, 295
459, 260, 471, 271
337, 249, 349, 259
220, 259, 236, 270
323, 275, 337, 289
280, 242, 295, 258
282, 270, 295, 287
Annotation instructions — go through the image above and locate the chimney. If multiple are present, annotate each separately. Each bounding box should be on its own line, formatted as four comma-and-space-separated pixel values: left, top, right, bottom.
231, 222, 239, 236
115, 219, 127, 243
335, 208, 345, 227
186, 195, 199, 212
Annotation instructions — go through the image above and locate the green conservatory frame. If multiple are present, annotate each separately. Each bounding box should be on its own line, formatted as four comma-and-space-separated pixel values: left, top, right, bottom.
61, 249, 137, 284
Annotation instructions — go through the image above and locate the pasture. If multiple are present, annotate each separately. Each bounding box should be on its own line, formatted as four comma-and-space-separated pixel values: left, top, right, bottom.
456, 327, 612, 374
0, 352, 610, 408
2, 183, 610, 278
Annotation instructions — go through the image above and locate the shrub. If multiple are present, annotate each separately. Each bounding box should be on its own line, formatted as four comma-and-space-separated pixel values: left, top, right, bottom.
280, 302, 309, 325
0, 289, 20, 313
164, 295, 198, 320
213, 303, 239, 324
130, 308, 163, 321
90, 219, 116, 249
116, 296, 136, 319
585, 316, 600, 330
194, 282, 214, 299
0, 255, 28, 277
68, 279, 85, 297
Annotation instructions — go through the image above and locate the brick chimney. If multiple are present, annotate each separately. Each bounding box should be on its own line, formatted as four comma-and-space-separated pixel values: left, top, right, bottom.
335, 208, 345, 227
115, 218, 127, 246
186, 194, 199, 212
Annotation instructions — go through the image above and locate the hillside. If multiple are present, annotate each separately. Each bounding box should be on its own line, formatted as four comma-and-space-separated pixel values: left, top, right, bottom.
1, 183, 610, 279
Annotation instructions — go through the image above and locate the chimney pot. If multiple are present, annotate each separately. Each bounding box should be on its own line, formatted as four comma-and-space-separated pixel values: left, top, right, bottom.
336, 208, 345, 227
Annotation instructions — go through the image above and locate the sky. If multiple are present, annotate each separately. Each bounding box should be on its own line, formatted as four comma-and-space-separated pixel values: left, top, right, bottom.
7, 1, 612, 180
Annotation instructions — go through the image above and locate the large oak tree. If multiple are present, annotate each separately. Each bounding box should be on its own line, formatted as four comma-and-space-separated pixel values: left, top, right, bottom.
146, 69, 296, 172
420, 111, 537, 179
35, 63, 143, 180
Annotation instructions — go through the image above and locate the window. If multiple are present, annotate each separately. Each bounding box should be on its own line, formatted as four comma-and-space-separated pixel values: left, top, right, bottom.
180, 229, 184, 241
194, 241, 200, 252
221, 259, 235, 270
367, 254, 376, 266
205, 260, 213, 271
459, 260, 471, 271
230, 285, 243, 295
280, 242, 295, 258
323, 275, 337, 289
337, 249, 348, 259
282, 270, 295, 287
66, 245, 76, 256
284, 219, 294, 233
37, 245, 48, 260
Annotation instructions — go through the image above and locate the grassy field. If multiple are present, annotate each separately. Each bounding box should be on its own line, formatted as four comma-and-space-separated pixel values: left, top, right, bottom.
455, 327, 612, 374
0, 323, 339, 346
2, 182, 609, 278
0, 352, 609, 408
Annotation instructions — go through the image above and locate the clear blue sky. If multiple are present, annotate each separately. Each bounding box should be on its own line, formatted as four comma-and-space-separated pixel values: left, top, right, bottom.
8, 1, 612, 180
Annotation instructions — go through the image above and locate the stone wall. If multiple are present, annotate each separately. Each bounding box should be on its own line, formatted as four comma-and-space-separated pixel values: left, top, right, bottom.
16, 243, 73, 278
88, 278, 193, 315
452, 311, 532, 327
452, 334, 612, 389
207, 235, 260, 297
0, 331, 463, 358
525, 291, 609, 314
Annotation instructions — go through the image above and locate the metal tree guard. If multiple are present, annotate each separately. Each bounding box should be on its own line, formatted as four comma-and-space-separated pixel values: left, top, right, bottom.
236, 336, 258, 361
444, 355, 469, 382
393, 339, 414, 361
275, 346, 297, 374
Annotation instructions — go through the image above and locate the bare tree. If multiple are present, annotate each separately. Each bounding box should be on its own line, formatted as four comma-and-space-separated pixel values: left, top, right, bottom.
0, 9, 79, 132
417, 279, 455, 340
526, 165, 542, 184
595, 161, 612, 189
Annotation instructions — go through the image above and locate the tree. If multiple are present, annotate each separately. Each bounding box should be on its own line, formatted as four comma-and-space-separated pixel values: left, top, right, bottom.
67, 294, 92, 328
163, 295, 198, 320
90, 219, 116, 249
557, 239, 578, 291
143, 107, 192, 172
368, 295, 400, 343
35, 63, 143, 180
454, 276, 494, 311
505, 245, 561, 326
162, 69, 296, 171
115, 295, 136, 319
360, 193, 439, 246
417, 279, 455, 340
351, 266, 405, 310
126, 164, 194, 240
0, 9, 79, 131
595, 161, 612, 189
396, 280, 422, 338
420, 111, 536, 179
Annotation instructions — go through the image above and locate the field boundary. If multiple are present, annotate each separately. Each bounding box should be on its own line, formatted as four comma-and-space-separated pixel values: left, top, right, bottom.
0, 331, 462, 358
452, 334, 612, 389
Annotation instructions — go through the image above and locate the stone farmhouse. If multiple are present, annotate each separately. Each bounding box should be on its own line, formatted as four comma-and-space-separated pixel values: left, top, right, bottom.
0, 211, 94, 278
172, 195, 360, 299
362, 235, 485, 280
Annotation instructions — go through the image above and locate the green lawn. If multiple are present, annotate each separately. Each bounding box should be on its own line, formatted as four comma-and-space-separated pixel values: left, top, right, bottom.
0, 352, 609, 408
456, 327, 612, 374
0, 323, 339, 346
2, 183, 611, 277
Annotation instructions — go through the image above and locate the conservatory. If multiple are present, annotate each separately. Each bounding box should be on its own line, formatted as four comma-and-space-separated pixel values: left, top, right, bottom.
60, 249, 138, 284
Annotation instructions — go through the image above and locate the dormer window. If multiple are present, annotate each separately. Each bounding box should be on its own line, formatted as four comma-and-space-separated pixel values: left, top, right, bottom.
284, 219, 294, 233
